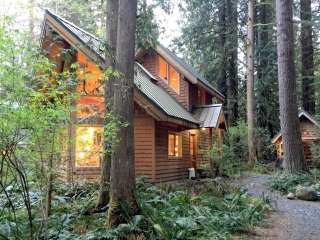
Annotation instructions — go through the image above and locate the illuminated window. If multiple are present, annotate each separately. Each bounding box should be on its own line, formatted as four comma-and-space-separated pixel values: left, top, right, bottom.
159, 56, 168, 81
169, 66, 180, 94
158, 56, 180, 94
76, 126, 103, 167
168, 132, 182, 157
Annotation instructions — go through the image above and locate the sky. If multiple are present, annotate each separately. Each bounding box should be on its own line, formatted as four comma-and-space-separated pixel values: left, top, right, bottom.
1, 0, 182, 48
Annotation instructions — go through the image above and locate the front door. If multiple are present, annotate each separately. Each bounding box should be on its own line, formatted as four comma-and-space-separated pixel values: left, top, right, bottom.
190, 134, 197, 169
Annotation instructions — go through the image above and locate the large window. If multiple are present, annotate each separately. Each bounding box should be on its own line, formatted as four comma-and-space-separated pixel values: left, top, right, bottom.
75, 126, 103, 167
168, 132, 182, 157
158, 56, 180, 94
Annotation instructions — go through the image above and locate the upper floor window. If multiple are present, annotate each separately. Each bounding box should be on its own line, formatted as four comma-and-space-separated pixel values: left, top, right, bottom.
158, 56, 180, 94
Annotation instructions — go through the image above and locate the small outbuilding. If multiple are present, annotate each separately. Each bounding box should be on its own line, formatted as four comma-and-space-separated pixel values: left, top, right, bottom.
272, 110, 320, 163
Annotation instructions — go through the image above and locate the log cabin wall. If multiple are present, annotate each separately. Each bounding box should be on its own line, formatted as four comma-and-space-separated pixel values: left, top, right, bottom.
134, 104, 156, 181
275, 118, 320, 162
139, 51, 191, 111
154, 122, 191, 182
300, 118, 320, 140
196, 128, 213, 169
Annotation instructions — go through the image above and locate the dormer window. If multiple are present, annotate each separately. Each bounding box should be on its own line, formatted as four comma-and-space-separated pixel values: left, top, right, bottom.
159, 56, 180, 94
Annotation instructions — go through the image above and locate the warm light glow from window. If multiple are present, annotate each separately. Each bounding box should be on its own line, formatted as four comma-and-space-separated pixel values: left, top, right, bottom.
169, 66, 180, 94
159, 56, 168, 80
168, 133, 182, 157
76, 126, 103, 167
158, 56, 180, 94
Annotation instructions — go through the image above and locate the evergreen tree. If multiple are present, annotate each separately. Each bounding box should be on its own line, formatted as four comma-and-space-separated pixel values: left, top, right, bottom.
276, 0, 305, 173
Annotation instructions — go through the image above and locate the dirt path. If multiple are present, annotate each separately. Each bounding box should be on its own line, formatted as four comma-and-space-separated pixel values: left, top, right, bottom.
234, 175, 320, 240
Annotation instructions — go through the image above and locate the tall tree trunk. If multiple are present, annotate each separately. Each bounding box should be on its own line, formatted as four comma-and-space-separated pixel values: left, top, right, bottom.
256, 0, 277, 136
247, 0, 257, 164
276, 0, 305, 173
97, 0, 119, 209
226, 0, 238, 126
217, 1, 227, 100
300, 0, 315, 114
107, 0, 139, 227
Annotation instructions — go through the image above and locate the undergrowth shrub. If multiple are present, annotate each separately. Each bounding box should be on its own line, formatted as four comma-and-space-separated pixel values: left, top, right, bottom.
0, 180, 271, 240
311, 143, 320, 168
210, 121, 276, 176
269, 169, 320, 194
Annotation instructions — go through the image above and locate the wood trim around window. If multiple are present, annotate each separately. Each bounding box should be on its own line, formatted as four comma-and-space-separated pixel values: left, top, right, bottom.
158, 55, 181, 94
168, 132, 182, 158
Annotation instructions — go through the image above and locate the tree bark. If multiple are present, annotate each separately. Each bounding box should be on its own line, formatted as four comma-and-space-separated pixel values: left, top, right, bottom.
300, 0, 315, 114
217, 0, 227, 100
226, 0, 238, 126
247, 0, 257, 165
107, 0, 139, 227
276, 0, 305, 173
97, 0, 119, 209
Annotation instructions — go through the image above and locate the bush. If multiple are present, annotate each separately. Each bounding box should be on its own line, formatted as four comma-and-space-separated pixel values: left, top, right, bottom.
0, 180, 271, 240
210, 121, 276, 176
269, 169, 320, 194
311, 143, 320, 168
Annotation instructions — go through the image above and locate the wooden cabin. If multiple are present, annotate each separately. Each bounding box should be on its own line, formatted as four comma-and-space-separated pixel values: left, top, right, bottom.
41, 10, 227, 183
272, 110, 320, 164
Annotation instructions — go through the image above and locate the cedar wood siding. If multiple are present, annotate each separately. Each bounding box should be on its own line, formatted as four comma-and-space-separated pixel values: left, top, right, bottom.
134, 104, 156, 181
139, 51, 192, 111
300, 118, 320, 163
197, 128, 213, 169
154, 125, 213, 182
275, 117, 320, 162
155, 122, 191, 182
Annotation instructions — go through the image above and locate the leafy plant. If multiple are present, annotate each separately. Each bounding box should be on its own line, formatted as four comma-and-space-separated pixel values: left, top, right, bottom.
269, 169, 320, 194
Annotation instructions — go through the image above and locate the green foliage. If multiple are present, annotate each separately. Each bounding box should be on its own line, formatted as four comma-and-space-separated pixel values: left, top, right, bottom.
0, 179, 271, 240
138, 182, 270, 240
210, 121, 276, 176
0, 17, 77, 238
311, 143, 320, 168
269, 169, 320, 194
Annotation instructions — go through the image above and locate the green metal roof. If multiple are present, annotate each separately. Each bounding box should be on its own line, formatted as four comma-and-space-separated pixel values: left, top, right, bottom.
135, 64, 198, 124
193, 104, 223, 128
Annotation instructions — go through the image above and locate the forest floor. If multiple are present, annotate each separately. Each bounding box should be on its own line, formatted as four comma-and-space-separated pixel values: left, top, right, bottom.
233, 175, 320, 240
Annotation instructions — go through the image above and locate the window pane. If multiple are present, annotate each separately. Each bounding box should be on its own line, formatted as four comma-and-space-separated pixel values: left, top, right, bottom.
168, 133, 182, 157
175, 135, 179, 156
169, 66, 180, 94
168, 134, 175, 156
159, 56, 168, 80
76, 126, 103, 167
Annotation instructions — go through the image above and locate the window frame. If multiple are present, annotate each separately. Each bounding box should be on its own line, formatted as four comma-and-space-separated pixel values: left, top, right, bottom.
168, 132, 183, 158
75, 124, 104, 168
158, 56, 181, 94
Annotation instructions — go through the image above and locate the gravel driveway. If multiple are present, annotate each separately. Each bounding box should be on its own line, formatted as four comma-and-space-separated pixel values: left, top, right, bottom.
234, 175, 320, 240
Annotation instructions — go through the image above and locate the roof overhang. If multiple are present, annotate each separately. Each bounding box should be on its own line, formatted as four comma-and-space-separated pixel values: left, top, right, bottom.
42, 10, 106, 68
134, 90, 198, 129
192, 104, 226, 129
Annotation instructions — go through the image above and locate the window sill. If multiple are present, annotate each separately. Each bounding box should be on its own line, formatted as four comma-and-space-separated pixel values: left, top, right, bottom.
168, 156, 183, 160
